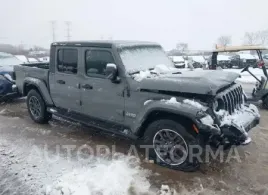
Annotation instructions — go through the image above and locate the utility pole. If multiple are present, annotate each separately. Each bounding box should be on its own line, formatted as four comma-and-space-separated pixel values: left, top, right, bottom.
50, 21, 56, 42
65, 21, 71, 41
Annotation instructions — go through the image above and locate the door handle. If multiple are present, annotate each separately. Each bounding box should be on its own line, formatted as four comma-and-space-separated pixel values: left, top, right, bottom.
57, 80, 65, 84
81, 84, 93, 90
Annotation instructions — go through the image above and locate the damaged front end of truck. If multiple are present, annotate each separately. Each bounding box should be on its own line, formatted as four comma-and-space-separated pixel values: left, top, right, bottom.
194, 83, 260, 149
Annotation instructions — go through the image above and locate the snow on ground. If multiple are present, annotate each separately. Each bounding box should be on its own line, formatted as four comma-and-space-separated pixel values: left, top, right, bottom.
46, 156, 151, 195
1, 134, 209, 195
0, 135, 153, 195
223, 68, 264, 84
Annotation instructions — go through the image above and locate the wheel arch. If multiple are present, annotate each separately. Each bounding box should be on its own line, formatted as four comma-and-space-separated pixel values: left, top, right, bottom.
23, 77, 54, 106
136, 109, 199, 138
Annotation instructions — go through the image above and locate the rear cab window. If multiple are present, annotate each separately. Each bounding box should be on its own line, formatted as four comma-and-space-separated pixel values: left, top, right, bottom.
57, 49, 78, 74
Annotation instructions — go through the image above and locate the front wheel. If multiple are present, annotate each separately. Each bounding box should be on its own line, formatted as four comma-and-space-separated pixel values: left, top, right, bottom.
143, 119, 201, 172
27, 89, 51, 123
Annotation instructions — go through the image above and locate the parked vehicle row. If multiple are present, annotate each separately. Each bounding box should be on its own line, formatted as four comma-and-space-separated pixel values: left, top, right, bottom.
171, 52, 268, 69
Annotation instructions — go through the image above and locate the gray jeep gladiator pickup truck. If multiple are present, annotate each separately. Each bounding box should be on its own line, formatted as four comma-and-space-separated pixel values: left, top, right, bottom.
14, 41, 260, 171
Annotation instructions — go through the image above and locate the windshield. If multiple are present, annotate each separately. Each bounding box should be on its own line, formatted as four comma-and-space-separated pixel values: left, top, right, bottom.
119, 46, 174, 73
0, 52, 22, 67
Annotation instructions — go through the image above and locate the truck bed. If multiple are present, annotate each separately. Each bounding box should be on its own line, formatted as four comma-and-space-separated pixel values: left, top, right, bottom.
14, 63, 50, 94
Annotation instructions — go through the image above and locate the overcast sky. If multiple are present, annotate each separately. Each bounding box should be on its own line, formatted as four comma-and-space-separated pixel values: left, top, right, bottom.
0, 0, 267, 50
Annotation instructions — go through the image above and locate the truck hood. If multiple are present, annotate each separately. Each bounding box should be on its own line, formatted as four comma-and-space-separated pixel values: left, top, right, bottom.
138, 70, 240, 95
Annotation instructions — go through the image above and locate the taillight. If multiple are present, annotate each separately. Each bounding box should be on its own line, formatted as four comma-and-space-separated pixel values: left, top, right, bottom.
258, 60, 264, 68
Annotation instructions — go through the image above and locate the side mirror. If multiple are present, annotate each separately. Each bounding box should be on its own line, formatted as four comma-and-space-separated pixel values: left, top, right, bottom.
106, 63, 120, 83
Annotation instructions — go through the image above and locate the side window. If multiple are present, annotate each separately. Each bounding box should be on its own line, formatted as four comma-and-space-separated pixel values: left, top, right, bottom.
57, 49, 78, 74
85, 50, 115, 78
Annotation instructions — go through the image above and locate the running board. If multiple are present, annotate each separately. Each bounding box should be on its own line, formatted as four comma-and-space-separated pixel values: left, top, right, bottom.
46, 107, 138, 140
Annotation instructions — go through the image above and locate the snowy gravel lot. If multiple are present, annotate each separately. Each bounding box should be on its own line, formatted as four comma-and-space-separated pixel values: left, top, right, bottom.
1, 73, 268, 195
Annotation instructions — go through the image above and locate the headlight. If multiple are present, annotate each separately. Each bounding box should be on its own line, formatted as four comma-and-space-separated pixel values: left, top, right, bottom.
213, 99, 224, 111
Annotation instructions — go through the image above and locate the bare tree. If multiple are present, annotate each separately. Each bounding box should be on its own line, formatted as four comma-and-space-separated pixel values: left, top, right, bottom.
244, 32, 259, 45
176, 42, 188, 53
257, 30, 268, 45
217, 36, 231, 47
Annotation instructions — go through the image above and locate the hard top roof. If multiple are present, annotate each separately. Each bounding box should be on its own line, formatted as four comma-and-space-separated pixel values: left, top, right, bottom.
52, 40, 160, 48
213, 45, 268, 52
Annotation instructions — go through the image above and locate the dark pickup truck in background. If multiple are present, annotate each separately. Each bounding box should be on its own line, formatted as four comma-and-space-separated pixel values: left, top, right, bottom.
14, 41, 260, 171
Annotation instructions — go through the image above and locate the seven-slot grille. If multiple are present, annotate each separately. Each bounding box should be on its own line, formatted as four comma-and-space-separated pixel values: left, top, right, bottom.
216, 84, 244, 114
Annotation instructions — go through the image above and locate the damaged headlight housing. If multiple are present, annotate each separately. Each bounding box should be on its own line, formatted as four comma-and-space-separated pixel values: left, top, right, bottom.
196, 108, 215, 126
212, 99, 224, 112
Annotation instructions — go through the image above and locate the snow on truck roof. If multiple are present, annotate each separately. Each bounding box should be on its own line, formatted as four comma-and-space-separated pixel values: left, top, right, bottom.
52, 40, 160, 48
213, 45, 268, 52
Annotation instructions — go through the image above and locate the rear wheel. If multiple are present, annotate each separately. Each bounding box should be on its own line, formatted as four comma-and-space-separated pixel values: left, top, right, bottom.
27, 89, 51, 123
143, 119, 201, 172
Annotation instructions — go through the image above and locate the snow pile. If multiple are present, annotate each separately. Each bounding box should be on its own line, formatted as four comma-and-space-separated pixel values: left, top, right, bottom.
161, 97, 180, 105
183, 99, 206, 110
133, 70, 153, 82
158, 185, 177, 195
46, 155, 151, 195
132, 64, 178, 82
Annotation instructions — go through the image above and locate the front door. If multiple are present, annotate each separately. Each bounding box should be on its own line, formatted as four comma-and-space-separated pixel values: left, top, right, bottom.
80, 48, 125, 123
49, 47, 81, 112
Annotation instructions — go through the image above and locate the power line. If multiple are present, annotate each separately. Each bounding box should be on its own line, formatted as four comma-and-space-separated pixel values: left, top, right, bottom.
65, 21, 71, 41
50, 21, 56, 42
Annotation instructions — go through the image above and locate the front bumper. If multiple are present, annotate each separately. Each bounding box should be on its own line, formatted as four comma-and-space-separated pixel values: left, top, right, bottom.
198, 104, 260, 147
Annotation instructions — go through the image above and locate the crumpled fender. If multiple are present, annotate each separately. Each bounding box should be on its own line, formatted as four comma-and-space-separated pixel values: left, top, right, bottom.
23, 77, 54, 106
132, 99, 202, 134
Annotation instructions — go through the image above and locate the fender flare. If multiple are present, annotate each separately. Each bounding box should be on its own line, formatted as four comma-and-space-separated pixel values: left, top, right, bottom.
132, 100, 201, 135
23, 77, 54, 106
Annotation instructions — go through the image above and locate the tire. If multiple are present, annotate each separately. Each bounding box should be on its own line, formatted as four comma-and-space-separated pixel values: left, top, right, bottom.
27, 89, 52, 124
143, 119, 201, 172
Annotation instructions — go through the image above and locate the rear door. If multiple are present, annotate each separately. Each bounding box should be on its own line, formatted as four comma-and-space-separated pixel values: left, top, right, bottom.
80, 47, 125, 123
49, 47, 81, 112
